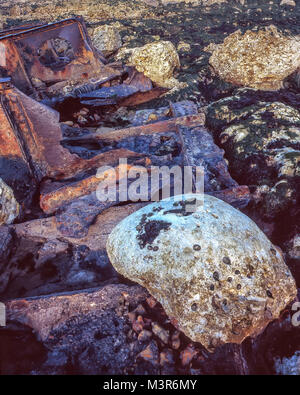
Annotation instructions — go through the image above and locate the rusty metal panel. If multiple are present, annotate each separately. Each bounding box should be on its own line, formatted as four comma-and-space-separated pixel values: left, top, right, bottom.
0, 18, 119, 99
0, 78, 145, 187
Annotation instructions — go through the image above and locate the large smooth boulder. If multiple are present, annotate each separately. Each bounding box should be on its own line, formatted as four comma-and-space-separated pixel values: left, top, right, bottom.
107, 194, 297, 350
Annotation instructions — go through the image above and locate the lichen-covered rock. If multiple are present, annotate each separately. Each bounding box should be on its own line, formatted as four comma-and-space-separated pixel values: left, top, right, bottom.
206, 92, 300, 219
0, 178, 19, 225
91, 25, 122, 56
206, 26, 300, 90
125, 41, 181, 88
107, 194, 297, 350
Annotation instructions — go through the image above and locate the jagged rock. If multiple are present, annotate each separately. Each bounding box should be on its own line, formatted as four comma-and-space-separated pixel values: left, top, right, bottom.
0, 178, 19, 225
206, 26, 300, 90
123, 41, 180, 88
107, 194, 297, 350
91, 25, 122, 56
206, 92, 300, 220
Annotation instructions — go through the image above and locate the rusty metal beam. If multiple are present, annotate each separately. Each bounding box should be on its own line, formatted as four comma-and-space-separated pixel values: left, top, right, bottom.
40, 163, 152, 215
62, 113, 206, 145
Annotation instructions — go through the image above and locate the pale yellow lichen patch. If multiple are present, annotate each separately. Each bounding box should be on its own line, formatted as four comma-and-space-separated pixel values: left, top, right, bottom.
126, 41, 181, 88
207, 26, 300, 90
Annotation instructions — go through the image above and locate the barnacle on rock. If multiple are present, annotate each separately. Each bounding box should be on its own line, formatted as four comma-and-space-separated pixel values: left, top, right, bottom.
107, 194, 297, 350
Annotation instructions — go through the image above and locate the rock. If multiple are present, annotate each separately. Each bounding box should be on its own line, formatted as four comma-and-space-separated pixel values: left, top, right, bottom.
126, 41, 180, 88
0, 226, 13, 263
180, 344, 198, 367
10, 5, 21, 17
206, 91, 300, 220
0, 178, 20, 225
151, 322, 169, 344
280, 0, 296, 6
137, 340, 159, 366
107, 194, 297, 349
177, 41, 191, 53
91, 25, 122, 57
286, 235, 300, 261
206, 26, 300, 90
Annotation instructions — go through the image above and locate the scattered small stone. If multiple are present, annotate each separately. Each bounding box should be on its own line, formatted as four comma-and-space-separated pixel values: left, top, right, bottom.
138, 341, 159, 365
127, 312, 136, 323
152, 322, 169, 344
134, 304, 147, 316
0, 178, 20, 225
171, 331, 181, 350
160, 349, 175, 367
126, 41, 180, 88
146, 296, 157, 309
138, 329, 152, 342
180, 344, 198, 367
132, 315, 145, 333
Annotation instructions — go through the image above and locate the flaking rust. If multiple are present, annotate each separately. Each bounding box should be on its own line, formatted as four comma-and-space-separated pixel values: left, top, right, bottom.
0, 18, 120, 100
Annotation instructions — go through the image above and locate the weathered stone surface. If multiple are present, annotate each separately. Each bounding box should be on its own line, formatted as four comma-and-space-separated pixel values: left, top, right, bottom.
206, 26, 300, 90
91, 25, 122, 56
6, 284, 148, 341
206, 91, 300, 220
0, 178, 19, 225
1, 204, 147, 298
107, 194, 297, 349
122, 41, 181, 88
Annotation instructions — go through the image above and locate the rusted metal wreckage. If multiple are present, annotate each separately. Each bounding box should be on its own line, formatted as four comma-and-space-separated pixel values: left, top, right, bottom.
0, 17, 250, 238
0, 17, 166, 104
0, 18, 118, 99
